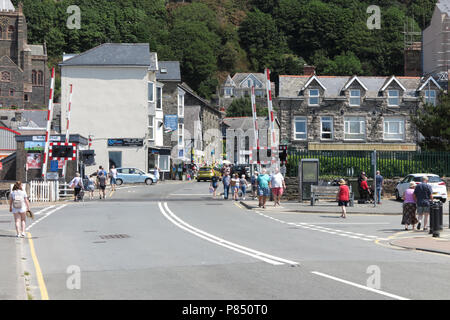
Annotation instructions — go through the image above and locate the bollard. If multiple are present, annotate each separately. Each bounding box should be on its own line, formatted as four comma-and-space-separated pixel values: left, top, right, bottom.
438, 201, 443, 231
430, 201, 440, 238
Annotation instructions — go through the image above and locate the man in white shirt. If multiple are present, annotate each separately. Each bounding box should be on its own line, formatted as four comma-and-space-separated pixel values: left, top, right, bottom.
270, 168, 286, 206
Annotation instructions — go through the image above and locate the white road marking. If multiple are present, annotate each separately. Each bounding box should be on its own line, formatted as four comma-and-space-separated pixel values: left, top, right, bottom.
26, 205, 67, 231
159, 202, 299, 266
169, 194, 211, 196
311, 271, 410, 300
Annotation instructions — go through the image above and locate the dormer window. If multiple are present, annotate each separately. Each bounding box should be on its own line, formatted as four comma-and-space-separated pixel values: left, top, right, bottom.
309, 89, 320, 106
425, 90, 436, 106
160, 68, 167, 74
225, 87, 233, 97
388, 90, 399, 106
349, 90, 361, 106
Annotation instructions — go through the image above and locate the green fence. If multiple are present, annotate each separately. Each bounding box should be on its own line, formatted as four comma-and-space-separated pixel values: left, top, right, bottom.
287, 150, 450, 178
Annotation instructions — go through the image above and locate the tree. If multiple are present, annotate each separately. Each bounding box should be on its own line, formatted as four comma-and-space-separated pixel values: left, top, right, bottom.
226, 97, 267, 118
411, 93, 450, 151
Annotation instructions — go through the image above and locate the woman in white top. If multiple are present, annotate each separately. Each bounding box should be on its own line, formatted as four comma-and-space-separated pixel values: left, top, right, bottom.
9, 181, 30, 238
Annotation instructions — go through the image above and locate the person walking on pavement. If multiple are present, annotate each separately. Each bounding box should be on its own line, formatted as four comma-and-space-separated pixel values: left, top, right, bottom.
231, 173, 240, 201
360, 175, 370, 203
210, 174, 219, 198
97, 171, 107, 199
375, 170, 384, 204
9, 181, 30, 238
251, 171, 259, 200
336, 179, 350, 218
257, 169, 271, 209
87, 174, 96, 200
239, 174, 248, 200
69, 172, 84, 202
222, 172, 231, 200
109, 165, 118, 192
271, 168, 286, 207
402, 182, 418, 230
414, 176, 433, 231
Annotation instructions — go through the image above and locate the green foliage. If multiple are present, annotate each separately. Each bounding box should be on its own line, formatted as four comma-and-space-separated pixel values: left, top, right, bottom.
411, 93, 450, 151
226, 97, 267, 117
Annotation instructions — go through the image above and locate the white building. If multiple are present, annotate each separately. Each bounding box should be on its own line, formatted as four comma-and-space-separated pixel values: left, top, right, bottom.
60, 43, 158, 174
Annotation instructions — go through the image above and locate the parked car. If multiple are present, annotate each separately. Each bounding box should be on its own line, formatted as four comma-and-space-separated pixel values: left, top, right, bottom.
197, 166, 222, 182
232, 164, 251, 180
115, 168, 156, 186
395, 173, 447, 203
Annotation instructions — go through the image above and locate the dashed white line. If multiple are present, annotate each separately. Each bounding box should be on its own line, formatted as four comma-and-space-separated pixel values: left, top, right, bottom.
26, 205, 67, 231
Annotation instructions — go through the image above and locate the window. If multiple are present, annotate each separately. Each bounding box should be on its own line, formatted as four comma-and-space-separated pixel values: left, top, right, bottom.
425, 90, 436, 106
309, 89, 319, 106
294, 117, 307, 140
255, 90, 264, 97
225, 88, 233, 97
0, 27, 2, 39
349, 90, 361, 106
320, 117, 333, 140
1, 71, 10, 82
178, 123, 184, 147
7, 26, 14, 40
37, 71, 43, 86
148, 82, 154, 102
148, 116, 154, 140
24, 94, 29, 102
159, 155, 170, 171
248, 79, 252, 87
388, 90, 399, 106
32, 70, 37, 85
156, 87, 162, 109
245, 136, 250, 151
383, 118, 404, 140
178, 94, 184, 117
9, 89, 13, 97
344, 117, 365, 140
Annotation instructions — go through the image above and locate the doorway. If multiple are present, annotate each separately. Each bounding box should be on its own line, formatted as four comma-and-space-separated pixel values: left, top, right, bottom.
109, 151, 122, 169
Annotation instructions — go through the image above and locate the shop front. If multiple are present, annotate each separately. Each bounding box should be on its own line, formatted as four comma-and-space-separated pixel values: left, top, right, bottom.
148, 147, 171, 180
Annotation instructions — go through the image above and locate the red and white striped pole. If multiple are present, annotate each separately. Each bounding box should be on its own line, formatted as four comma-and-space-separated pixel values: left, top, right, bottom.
42, 68, 56, 180
62, 84, 73, 178
265, 69, 278, 165
251, 86, 260, 166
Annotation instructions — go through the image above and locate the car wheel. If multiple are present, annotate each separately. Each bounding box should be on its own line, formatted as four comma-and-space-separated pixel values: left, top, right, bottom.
145, 178, 153, 185
116, 179, 123, 186
395, 189, 401, 201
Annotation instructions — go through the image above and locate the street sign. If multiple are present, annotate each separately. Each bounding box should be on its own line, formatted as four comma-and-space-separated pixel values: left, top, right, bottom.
50, 160, 59, 172
46, 172, 59, 180
107, 138, 143, 147
164, 115, 178, 132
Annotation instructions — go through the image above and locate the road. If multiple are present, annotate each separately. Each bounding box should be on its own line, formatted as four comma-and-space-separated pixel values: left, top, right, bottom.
20, 181, 450, 300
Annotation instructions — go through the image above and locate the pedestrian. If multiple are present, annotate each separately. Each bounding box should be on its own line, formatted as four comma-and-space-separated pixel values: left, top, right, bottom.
401, 182, 418, 230
336, 179, 350, 218
251, 171, 259, 200
222, 172, 231, 200
9, 181, 30, 238
375, 170, 383, 204
359, 176, 370, 203
231, 173, 240, 201
97, 171, 107, 199
257, 169, 271, 209
271, 168, 286, 206
87, 174, 96, 200
69, 172, 84, 202
109, 165, 118, 191
239, 174, 248, 200
210, 174, 219, 198
97, 165, 107, 177
414, 176, 433, 231
154, 166, 160, 183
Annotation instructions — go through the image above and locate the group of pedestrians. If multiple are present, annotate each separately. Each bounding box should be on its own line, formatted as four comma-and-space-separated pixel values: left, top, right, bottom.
69, 165, 118, 201
213, 167, 286, 209
401, 176, 434, 231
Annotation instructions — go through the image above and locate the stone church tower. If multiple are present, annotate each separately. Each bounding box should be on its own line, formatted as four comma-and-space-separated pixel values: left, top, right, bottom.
0, 1, 50, 109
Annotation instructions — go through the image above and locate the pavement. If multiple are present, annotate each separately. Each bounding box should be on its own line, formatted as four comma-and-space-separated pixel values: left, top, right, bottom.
240, 198, 450, 256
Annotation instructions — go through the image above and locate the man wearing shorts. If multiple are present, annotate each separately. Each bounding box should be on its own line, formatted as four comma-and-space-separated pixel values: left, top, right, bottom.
257, 169, 271, 209
109, 165, 118, 191
270, 168, 286, 207
98, 171, 107, 199
414, 176, 433, 230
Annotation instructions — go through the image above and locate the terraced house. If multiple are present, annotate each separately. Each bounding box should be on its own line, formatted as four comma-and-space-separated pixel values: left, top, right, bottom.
277, 73, 444, 151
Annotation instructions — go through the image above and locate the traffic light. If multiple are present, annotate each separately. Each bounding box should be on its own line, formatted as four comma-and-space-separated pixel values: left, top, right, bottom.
279, 145, 288, 164
79, 150, 96, 166
267, 149, 272, 157
51, 145, 74, 158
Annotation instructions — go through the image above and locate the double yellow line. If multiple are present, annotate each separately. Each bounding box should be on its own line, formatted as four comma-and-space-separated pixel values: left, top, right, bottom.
26, 232, 49, 300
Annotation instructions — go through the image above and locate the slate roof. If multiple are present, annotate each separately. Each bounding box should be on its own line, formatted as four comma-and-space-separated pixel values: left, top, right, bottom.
156, 61, 181, 81
231, 73, 267, 88
437, 0, 450, 15
29, 45, 45, 56
0, 0, 15, 11
279, 75, 423, 99
59, 43, 151, 67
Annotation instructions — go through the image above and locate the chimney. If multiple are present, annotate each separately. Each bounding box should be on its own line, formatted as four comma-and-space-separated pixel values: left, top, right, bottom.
303, 65, 316, 76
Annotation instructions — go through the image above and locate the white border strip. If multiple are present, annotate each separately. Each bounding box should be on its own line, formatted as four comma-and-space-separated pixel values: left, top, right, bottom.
311, 271, 410, 300
159, 202, 299, 266
26, 205, 68, 231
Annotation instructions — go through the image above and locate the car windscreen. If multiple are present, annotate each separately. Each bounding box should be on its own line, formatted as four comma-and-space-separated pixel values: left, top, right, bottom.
413, 176, 442, 183
199, 168, 211, 171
